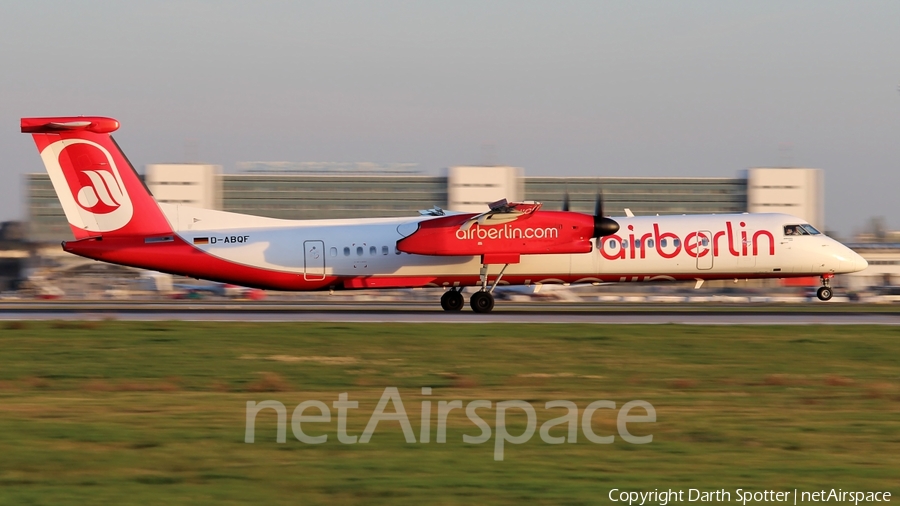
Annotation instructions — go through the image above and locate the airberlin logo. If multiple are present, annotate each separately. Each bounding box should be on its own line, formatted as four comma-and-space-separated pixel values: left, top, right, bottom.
456, 224, 560, 241
599, 221, 775, 261
40, 139, 134, 232
74, 169, 125, 213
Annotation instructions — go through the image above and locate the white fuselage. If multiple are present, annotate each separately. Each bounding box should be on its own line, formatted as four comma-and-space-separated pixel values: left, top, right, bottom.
159, 203, 866, 289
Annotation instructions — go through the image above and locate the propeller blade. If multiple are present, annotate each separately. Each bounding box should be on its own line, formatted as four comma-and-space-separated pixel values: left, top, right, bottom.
562, 191, 570, 212
592, 187, 619, 237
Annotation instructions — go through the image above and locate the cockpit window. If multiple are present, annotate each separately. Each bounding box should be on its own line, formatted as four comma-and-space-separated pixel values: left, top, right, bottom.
784, 224, 821, 236
800, 224, 821, 235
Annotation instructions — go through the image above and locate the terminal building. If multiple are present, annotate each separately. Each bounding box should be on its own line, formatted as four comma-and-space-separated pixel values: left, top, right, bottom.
30, 163, 825, 243
22, 162, 900, 294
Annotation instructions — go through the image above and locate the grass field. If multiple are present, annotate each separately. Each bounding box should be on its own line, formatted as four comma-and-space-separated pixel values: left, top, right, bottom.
0, 321, 898, 505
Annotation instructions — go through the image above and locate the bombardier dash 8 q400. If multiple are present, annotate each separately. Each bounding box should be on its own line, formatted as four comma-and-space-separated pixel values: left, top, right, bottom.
22, 116, 868, 312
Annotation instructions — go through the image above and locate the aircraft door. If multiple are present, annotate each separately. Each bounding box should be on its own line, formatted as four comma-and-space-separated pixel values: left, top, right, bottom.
303, 240, 326, 281
694, 230, 713, 270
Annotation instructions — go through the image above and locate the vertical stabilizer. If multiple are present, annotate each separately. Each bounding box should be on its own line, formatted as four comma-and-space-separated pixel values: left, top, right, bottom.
21, 116, 172, 239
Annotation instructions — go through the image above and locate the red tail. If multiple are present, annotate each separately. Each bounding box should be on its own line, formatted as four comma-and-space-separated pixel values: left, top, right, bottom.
21, 116, 172, 239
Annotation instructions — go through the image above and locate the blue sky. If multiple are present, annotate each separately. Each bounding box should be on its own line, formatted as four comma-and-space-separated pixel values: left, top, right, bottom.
1, 1, 898, 235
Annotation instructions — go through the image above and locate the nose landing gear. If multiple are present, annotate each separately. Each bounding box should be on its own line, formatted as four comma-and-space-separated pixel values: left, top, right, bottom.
816, 274, 834, 301
816, 286, 833, 301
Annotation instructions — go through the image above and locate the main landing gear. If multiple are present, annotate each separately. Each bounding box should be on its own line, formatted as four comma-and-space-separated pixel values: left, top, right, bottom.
816, 274, 834, 301
440, 289, 464, 311
440, 262, 509, 313
470, 291, 495, 313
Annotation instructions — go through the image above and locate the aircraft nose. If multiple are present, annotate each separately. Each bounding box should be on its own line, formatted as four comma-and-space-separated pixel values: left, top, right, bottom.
849, 251, 868, 273
839, 247, 868, 273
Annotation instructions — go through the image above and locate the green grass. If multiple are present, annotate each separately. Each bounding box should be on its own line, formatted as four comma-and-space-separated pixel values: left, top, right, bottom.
0, 321, 898, 505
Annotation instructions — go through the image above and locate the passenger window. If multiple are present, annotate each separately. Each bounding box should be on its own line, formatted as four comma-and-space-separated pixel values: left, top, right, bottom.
370, 246, 377, 256
343, 247, 350, 256
674, 239, 681, 247
329, 247, 337, 257
660, 239, 668, 248
607, 240, 618, 250
647, 239, 654, 248
382, 246, 389, 255
634, 240, 640, 249
357, 246, 364, 256
395, 247, 402, 255
701, 237, 709, 247
622, 240, 628, 249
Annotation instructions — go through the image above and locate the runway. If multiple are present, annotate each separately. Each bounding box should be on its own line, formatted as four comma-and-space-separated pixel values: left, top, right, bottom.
1, 301, 898, 324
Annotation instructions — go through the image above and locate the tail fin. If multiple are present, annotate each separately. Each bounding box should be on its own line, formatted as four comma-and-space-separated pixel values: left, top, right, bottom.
21, 116, 172, 239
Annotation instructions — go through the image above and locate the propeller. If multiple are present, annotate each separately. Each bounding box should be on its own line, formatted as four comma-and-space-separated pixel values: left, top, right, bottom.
562, 190, 570, 212
592, 191, 619, 237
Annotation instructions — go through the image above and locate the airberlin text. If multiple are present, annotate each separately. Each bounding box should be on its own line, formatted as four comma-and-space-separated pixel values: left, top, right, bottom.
600, 221, 775, 261
456, 224, 560, 241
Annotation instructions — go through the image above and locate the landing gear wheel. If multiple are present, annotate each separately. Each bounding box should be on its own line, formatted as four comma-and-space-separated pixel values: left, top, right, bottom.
440, 290, 464, 312
470, 291, 495, 313
817, 286, 833, 301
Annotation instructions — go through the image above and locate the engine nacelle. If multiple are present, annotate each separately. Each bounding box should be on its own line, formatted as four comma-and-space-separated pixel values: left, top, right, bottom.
397, 210, 597, 256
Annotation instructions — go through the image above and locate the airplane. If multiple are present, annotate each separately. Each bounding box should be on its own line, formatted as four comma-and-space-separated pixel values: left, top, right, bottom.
21, 116, 868, 312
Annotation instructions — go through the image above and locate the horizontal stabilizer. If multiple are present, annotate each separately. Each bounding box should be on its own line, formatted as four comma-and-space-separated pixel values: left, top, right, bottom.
21, 116, 120, 134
